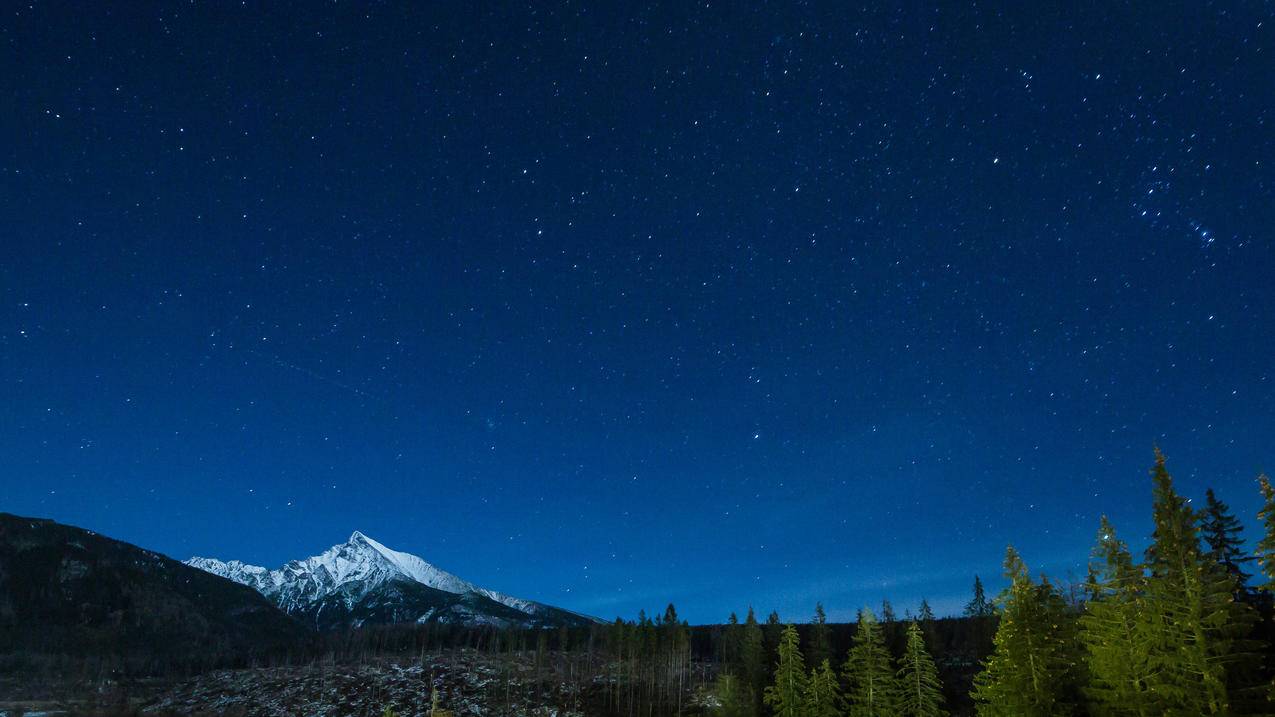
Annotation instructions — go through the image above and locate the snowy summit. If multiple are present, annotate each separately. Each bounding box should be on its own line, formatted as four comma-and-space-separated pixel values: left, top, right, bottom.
186, 531, 598, 630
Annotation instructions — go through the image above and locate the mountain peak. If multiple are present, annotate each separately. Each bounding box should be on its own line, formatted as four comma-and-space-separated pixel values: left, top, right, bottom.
185, 532, 600, 630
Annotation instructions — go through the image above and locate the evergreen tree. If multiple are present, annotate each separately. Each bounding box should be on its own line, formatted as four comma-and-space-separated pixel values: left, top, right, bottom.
1139, 449, 1255, 715
843, 608, 899, 717
897, 621, 947, 717
714, 672, 755, 717
881, 599, 896, 624
741, 607, 767, 709
724, 611, 743, 672
763, 624, 808, 717
1200, 487, 1253, 589
764, 610, 783, 654
917, 599, 939, 653
917, 599, 935, 624
964, 576, 994, 617
1079, 516, 1156, 717
1257, 474, 1275, 590
808, 603, 831, 669
971, 546, 1083, 716
804, 659, 845, 717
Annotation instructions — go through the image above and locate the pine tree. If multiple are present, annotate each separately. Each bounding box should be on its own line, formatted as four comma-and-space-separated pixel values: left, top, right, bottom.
971, 546, 1083, 716
917, 599, 935, 624
881, 599, 896, 624
764, 624, 808, 717
917, 599, 938, 648
1200, 487, 1253, 590
741, 607, 767, 709
804, 659, 845, 717
1079, 516, 1156, 717
808, 603, 831, 669
843, 607, 899, 717
964, 576, 994, 617
1256, 474, 1275, 590
1139, 449, 1255, 715
714, 672, 755, 717
724, 612, 743, 671
897, 621, 946, 717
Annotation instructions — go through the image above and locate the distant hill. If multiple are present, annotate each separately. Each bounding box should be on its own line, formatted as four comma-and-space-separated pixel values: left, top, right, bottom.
0, 513, 312, 673
187, 531, 601, 631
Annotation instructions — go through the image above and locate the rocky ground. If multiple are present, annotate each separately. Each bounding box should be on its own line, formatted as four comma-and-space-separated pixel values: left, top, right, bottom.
140, 651, 594, 717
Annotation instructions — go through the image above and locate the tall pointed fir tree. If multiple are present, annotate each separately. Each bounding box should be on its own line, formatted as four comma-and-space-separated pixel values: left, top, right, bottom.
964, 576, 995, 617
917, 599, 935, 624
809, 603, 831, 669
1256, 474, 1275, 590
843, 607, 899, 717
764, 611, 783, 669
918, 599, 939, 650
881, 599, 897, 624
897, 621, 947, 717
724, 612, 743, 673
804, 659, 845, 717
1139, 449, 1255, 715
764, 625, 808, 717
741, 607, 767, 711
1200, 487, 1253, 591
714, 672, 755, 717
971, 546, 1083, 717
1079, 516, 1157, 717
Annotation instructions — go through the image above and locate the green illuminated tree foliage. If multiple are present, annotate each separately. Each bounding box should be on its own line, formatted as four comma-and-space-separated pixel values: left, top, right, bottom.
1079, 516, 1156, 717
843, 607, 899, 717
804, 658, 845, 717
1255, 474, 1275, 590
897, 621, 946, 717
763, 624, 807, 717
971, 546, 1083, 716
1138, 450, 1255, 716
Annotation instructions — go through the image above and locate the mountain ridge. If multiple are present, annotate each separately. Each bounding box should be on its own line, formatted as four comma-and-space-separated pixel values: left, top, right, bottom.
0, 512, 312, 670
186, 531, 600, 630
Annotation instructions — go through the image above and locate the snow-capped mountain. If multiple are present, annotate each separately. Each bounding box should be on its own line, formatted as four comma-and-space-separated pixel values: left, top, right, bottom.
185, 531, 598, 630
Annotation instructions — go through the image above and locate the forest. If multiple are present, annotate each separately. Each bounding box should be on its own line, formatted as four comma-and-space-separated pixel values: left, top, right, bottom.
296, 449, 1275, 717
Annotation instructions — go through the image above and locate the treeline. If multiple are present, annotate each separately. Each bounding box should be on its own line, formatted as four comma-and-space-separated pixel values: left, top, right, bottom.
966, 449, 1275, 716
703, 449, 1275, 717
247, 448, 1275, 717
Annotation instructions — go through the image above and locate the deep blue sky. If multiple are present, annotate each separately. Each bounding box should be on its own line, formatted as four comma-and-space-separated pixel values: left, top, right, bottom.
2, 2, 1272, 623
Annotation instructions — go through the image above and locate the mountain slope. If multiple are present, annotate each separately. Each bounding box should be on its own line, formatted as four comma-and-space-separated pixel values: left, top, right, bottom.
187, 531, 599, 630
0, 513, 312, 671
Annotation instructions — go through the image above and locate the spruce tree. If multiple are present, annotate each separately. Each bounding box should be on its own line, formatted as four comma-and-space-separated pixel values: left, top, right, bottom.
714, 672, 755, 717
741, 607, 767, 709
1256, 474, 1275, 589
843, 607, 899, 717
917, 599, 939, 649
764, 611, 783, 665
1200, 487, 1253, 590
808, 603, 832, 669
971, 546, 1083, 716
1139, 450, 1255, 715
964, 576, 994, 617
724, 611, 743, 672
1079, 516, 1156, 717
881, 599, 896, 624
917, 599, 935, 624
764, 624, 808, 717
897, 621, 947, 717
804, 659, 845, 717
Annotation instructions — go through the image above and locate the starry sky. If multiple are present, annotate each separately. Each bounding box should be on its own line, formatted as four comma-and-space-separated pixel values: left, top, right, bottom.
2, 3, 1273, 624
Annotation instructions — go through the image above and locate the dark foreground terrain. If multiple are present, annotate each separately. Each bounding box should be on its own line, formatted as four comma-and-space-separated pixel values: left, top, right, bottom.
1, 649, 712, 717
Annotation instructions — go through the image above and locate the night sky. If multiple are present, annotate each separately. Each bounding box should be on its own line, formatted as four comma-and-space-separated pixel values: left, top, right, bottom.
3, 3, 1273, 624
